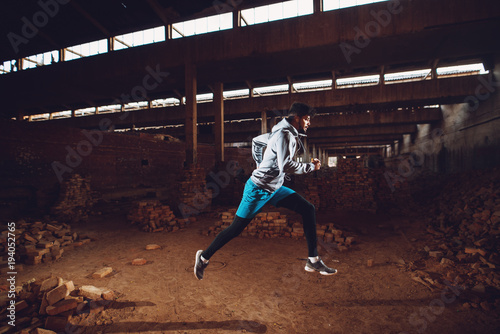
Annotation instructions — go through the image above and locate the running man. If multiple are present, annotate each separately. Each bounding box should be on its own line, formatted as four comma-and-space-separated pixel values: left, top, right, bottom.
194, 102, 337, 280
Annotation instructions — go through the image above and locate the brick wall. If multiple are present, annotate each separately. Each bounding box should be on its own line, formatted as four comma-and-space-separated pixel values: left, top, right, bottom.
0, 121, 254, 217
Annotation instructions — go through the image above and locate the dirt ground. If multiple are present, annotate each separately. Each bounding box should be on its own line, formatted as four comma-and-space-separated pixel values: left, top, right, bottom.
14, 208, 500, 334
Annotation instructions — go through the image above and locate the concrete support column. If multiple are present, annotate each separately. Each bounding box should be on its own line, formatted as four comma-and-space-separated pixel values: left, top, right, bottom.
313, 0, 323, 13
213, 82, 224, 163
17, 109, 24, 121
108, 37, 114, 52
233, 9, 241, 28
261, 110, 267, 134
166, 25, 173, 39
185, 62, 198, 166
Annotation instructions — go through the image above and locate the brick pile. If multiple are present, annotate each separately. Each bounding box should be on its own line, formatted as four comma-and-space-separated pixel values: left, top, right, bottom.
51, 174, 96, 223
411, 168, 500, 310
328, 158, 377, 212
205, 208, 355, 251
296, 157, 409, 213
127, 199, 193, 232
177, 166, 212, 214
0, 219, 91, 268
0, 275, 116, 334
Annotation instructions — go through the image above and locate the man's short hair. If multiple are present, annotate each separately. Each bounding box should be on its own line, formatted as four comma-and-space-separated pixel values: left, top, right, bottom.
287, 102, 316, 122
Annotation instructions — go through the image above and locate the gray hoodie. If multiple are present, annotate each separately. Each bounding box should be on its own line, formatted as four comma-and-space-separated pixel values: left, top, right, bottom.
250, 118, 316, 193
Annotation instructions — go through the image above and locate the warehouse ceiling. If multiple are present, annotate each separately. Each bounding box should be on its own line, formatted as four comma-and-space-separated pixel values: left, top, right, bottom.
1, 0, 499, 152
0, 0, 281, 62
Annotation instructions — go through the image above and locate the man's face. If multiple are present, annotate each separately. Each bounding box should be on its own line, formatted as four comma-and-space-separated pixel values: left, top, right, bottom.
298, 115, 311, 132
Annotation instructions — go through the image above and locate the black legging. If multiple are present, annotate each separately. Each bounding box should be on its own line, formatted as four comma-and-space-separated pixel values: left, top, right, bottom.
202, 192, 318, 260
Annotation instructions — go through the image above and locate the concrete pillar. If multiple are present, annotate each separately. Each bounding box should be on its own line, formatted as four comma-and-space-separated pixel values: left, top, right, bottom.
213, 82, 224, 163
17, 109, 24, 121
233, 9, 241, 28
59, 49, 65, 62
312, 144, 316, 159
261, 110, 267, 134
431, 59, 439, 79
166, 25, 173, 39
313, 0, 323, 13
108, 37, 114, 52
185, 62, 198, 166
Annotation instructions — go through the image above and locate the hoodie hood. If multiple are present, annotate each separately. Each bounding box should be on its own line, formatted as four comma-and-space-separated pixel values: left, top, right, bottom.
271, 118, 307, 153
271, 118, 300, 137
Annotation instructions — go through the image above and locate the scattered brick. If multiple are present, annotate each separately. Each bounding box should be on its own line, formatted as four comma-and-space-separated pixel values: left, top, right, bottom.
79, 285, 103, 300
132, 258, 147, 266
46, 299, 78, 316
46, 281, 75, 306
92, 267, 113, 279
44, 316, 69, 332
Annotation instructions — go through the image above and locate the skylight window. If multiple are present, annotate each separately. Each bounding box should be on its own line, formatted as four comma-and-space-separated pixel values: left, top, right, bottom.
436, 63, 488, 77
0, 60, 16, 75
30, 113, 51, 121
51, 110, 72, 119
384, 69, 431, 83
23, 50, 59, 70
97, 104, 122, 114
253, 84, 289, 96
66, 39, 107, 61
197, 93, 214, 103
124, 101, 148, 110
172, 13, 232, 39
114, 26, 165, 50
241, 0, 314, 26
151, 98, 181, 107
323, 0, 388, 11
336, 74, 379, 88
223, 89, 250, 100
293, 79, 333, 92
74, 107, 96, 117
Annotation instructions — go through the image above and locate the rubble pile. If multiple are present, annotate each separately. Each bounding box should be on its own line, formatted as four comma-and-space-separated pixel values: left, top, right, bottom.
51, 174, 96, 223
0, 275, 116, 334
0, 219, 92, 268
205, 208, 356, 252
414, 168, 500, 310
127, 199, 194, 232
177, 166, 212, 214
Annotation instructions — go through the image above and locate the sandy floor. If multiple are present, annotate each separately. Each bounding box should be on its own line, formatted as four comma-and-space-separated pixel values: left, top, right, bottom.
14, 208, 500, 334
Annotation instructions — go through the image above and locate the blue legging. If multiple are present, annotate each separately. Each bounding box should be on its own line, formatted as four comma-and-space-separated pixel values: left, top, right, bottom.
202, 192, 318, 259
